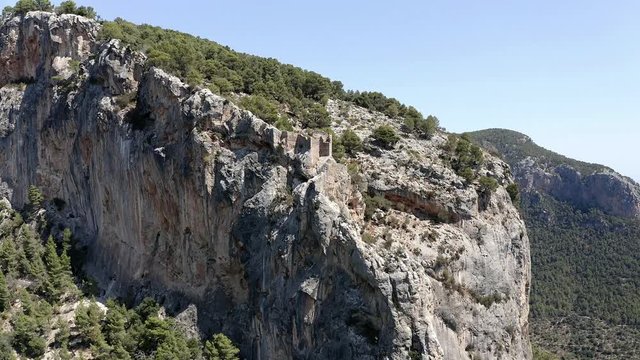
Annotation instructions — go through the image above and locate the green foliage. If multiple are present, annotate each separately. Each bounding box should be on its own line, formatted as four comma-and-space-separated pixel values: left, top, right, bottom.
239, 95, 281, 124
273, 116, 293, 131
343, 91, 421, 122
55, 318, 70, 349
12, 312, 46, 358
522, 192, 640, 357
525, 193, 640, 324
506, 183, 519, 203
204, 333, 240, 360
445, 135, 483, 181
0, 270, 10, 312
55, 0, 75, 14
532, 345, 560, 360
414, 115, 439, 138
371, 125, 400, 148
27, 185, 43, 211
103, 299, 128, 348
302, 103, 331, 129
331, 138, 345, 161
0, 236, 19, 276
43, 235, 63, 301
7, 0, 53, 16
364, 194, 392, 220
477, 176, 498, 193
0, 202, 242, 359
467, 128, 606, 176
98, 19, 344, 119
340, 129, 363, 156
2, 6, 14, 18
0, 333, 15, 360
97, 19, 427, 133
55, 0, 96, 19
75, 301, 106, 347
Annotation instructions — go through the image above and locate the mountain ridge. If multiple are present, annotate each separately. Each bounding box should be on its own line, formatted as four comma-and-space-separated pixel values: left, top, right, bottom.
0, 11, 532, 359
470, 128, 640, 219
469, 127, 640, 359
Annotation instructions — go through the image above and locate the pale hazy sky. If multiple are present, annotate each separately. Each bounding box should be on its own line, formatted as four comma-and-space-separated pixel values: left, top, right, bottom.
4, 1, 639, 180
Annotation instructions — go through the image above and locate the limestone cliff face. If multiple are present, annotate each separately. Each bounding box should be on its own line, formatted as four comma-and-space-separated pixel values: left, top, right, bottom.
0, 13, 531, 360
469, 129, 640, 219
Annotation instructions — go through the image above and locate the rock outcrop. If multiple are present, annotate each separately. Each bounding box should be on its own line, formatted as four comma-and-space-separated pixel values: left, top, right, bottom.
0, 13, 532, 359
470, 129, 640, 218
469, 128, 640, 359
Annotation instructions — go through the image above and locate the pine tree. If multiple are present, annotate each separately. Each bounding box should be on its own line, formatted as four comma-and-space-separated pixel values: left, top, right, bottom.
43, 235, 64, 301
0, 236, 18, 275
0, 270, 10, 312
12, 313, 46, 358
76, 301, 106, 347
60, 229, 74, 286
0, 333, 16, 360
103, 300, 128, 347
55, 318, 70, 349
62, 228, 72, 253
204, 333, 240, 360
27, 185, 43, 213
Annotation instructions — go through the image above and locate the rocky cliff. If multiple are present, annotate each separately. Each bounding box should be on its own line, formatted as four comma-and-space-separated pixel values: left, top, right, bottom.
0, 13, 531, 359
469, 128, 640, 359
470, 129, 640, 219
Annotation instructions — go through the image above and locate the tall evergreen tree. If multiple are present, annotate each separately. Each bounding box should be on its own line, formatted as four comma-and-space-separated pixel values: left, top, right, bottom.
44, 235, 63, 301
0, 270, 10, 312
60, 229, 74, 284
0, 236, 18, 275
75, 301, 106, 347
204, 333, 240, 360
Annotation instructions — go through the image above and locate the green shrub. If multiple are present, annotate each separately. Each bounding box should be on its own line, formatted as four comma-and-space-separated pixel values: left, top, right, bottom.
341, 129, 362, 155
302, 103, 331, 128
445, 135, 483, 181
459, 167, 475, 183
506, 183, 519, 202
0, 333, 14, 360
55, 1, 96, 18
204, 333, 240, 360
239, 95, 281, 124
27, 185, 43, 210
364, 194, 392, 220
371, 125, 400, 148
6, 0, 53, 16
478, 176, 498, 193
0, 271, 9, 312
12, 313, 46, 358
274, 117, 293, 131
75, 301, 105, 347
361, 232, 376, 244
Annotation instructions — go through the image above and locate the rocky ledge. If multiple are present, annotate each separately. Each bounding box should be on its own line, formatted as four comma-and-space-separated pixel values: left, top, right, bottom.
0, 12, 531, 359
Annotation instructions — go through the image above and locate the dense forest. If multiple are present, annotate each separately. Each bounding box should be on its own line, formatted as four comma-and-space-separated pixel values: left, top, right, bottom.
468, 129, 640, 359
524, 192, 640, 358
0, 188, 240, 359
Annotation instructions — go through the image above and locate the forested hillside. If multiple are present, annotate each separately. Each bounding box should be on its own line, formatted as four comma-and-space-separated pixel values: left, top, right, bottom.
0, 190, 240, 359
470, 129, 640, 359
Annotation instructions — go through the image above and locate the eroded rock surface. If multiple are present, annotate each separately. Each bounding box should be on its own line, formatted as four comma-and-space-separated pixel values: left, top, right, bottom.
0, 12, 531, 359
470, 129, 640, 218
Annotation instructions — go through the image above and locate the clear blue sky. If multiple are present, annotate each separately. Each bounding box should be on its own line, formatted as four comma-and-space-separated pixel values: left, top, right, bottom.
5, 1, 639, 180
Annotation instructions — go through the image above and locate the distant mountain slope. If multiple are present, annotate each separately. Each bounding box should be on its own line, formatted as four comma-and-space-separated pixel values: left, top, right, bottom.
471, 129, 640, 218
469, 128, 640, 359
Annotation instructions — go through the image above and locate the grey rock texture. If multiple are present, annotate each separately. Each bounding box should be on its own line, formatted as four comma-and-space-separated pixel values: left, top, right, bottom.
470, 129, 640, 218
0, 13, 532, 359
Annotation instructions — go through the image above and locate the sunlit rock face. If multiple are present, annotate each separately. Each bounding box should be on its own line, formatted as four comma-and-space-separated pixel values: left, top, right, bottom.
0, 12, 532, 360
